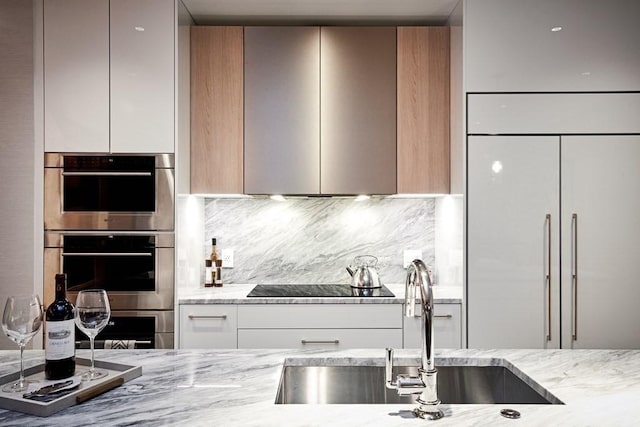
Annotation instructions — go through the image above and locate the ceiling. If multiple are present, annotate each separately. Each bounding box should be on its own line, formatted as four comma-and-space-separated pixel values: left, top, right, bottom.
181, 0, 460, 25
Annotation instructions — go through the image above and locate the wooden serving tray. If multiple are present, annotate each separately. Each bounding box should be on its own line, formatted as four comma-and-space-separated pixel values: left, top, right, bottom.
0, 358, 141, 417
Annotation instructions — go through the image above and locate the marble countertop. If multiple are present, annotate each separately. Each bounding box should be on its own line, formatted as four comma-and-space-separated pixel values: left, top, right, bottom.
178, 283, 463, 304
1, 348, 639, 426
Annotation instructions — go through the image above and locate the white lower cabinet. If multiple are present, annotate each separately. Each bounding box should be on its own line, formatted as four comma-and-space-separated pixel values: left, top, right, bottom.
179, 305, 237, 349
237, 304, 402, 349
178, 303, 461, 349
403, 304, 462, 349
238, 328, 401, 349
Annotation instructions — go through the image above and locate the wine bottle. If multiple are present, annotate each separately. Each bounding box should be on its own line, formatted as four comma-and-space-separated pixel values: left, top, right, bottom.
45, 273, 76, 380
209, 238, 219, 264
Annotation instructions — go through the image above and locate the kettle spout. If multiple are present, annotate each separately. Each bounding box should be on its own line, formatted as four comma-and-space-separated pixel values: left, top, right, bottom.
346, 266, 355, 277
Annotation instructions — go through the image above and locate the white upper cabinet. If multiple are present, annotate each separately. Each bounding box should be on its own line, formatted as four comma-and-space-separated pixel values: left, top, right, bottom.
110, 0, 174, 153
44, 0, 174, 153
465, 0, 640, 92
44, 0, 110, 152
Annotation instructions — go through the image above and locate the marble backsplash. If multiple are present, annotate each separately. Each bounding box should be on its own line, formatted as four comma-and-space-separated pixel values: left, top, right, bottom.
177, 196, 462, 286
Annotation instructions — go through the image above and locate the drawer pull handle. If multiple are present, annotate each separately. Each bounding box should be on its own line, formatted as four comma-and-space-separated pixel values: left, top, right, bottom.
416, 314, 453, 319
301, 340, 339, 345
188, 315, 227, 320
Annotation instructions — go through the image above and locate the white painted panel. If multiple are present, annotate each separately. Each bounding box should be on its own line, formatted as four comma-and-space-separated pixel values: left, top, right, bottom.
468, 93, 640, 135
465, 0, 640, 92
44, 0, 109, 152
238, 328, 402, 349
404, 304, 462, 349
468, 136, 560, 349
179, 305, 238, 349
561, 136, 640, 349
110, 0, 174, 153
238, 304, 402, 329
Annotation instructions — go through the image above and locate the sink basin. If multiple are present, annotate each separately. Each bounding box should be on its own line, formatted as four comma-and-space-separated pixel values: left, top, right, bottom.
275, 360, 563, 405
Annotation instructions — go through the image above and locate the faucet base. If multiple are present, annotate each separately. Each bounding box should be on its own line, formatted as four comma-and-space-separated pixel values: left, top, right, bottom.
413, 407, 445, 421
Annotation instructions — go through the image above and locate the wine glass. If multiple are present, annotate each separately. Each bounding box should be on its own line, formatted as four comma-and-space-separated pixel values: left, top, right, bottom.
74, 290, 110, 381
1, 295, 44, 392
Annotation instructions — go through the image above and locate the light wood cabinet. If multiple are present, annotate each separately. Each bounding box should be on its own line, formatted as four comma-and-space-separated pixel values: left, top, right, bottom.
397, 27, 450, 194
190, 26, 244, 193
179, 304, 238, 349
44, 0, 174, 153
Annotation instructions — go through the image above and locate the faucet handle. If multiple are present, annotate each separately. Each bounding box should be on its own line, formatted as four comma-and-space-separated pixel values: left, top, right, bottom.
385, 348, 395, 389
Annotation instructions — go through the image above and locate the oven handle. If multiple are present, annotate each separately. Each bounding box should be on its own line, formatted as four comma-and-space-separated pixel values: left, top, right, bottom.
62, 252, 153, 257
62, 171, 152, 177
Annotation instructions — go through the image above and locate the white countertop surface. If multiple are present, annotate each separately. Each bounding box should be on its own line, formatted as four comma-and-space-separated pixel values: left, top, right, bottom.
1, 348, 638, 426
178, 283, 463, 304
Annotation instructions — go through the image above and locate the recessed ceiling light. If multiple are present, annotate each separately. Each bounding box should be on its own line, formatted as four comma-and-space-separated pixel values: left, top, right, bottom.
135, 26, 145, 32
551, 26, 563, 32
581, 71, 591, 76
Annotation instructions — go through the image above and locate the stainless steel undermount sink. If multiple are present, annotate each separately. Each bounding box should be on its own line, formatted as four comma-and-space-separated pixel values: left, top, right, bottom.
275, 359, 564, 405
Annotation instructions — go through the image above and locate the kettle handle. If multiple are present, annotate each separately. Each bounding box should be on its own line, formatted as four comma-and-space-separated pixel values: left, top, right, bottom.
354, 255, 378, 267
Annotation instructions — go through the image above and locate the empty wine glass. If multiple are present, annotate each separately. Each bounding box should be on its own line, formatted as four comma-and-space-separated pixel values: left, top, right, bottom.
1, 295, 44, 392
74, 290, 110, 381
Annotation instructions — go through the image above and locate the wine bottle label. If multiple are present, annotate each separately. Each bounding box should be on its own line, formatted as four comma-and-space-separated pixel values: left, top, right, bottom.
45, 319, 75, 360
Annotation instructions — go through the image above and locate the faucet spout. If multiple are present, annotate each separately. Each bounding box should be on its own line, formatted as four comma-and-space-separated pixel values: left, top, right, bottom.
385, 259, 443, 420
405, 259, 436, 373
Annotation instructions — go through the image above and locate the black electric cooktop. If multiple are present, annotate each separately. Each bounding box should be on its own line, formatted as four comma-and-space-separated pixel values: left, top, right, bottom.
247, 284, 395, 298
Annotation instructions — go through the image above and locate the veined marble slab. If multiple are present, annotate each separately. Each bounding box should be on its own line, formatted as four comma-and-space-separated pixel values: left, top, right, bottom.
178, 283, 463, 305
1, 348, 639, 426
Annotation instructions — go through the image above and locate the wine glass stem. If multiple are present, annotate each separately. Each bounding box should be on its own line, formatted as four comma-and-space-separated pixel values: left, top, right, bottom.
19, 344, 25, 385
89, 336, 96, 374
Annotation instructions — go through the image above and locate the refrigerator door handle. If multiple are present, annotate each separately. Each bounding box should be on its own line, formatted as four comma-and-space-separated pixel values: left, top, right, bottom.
545, 214, 551, 341
572, 213, 578, 341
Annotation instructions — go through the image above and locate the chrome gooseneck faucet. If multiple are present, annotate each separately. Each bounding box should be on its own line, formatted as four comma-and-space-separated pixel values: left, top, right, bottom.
385, 259, 443, 420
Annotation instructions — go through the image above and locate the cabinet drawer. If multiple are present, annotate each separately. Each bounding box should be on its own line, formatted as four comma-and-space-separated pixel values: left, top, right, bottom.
179, 305, 237, 349
238, 328, 402, 349
404, 304, 461, 349
238, 304, 402, 329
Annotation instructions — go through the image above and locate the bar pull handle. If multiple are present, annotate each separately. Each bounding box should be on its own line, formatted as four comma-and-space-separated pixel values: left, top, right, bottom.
572, 213, 578, 341
414, 314, 452, 319
63, 171, 152, 177
301, 340, 339, 345
188, 315, 227, 320
62, 252, 152, 257
545, 214, 552, 341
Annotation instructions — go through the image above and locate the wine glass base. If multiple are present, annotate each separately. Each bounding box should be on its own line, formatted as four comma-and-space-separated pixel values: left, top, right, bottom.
79, 369, 108, 381
2, 379, 33, 393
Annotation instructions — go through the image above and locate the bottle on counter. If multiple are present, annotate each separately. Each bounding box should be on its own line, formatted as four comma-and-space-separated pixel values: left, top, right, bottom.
45, 273, 76, 380
209, 238, 219, 264
204, 259, 214, 287
214, 259, 223, 287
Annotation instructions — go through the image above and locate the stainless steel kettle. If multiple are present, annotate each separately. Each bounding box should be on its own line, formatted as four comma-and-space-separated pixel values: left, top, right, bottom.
346, 255, 382, 288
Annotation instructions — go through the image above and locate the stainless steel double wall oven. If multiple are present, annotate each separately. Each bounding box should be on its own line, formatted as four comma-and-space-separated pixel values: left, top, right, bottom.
44, 154, 175, 349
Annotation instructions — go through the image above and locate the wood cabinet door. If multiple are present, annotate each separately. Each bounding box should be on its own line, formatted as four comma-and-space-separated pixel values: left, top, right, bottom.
397, 27, 450, 194
190, 26, 244, 193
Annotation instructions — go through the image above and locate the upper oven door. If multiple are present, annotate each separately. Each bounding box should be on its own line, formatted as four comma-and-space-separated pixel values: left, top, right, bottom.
44, 153, 174, 231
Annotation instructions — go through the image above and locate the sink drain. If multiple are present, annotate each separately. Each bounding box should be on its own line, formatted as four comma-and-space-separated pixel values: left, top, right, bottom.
500, 409, 521, 419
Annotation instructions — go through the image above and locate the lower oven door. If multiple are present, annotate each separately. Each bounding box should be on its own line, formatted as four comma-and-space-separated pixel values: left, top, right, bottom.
44, 232, 174, 310
75, 310, 174, 349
